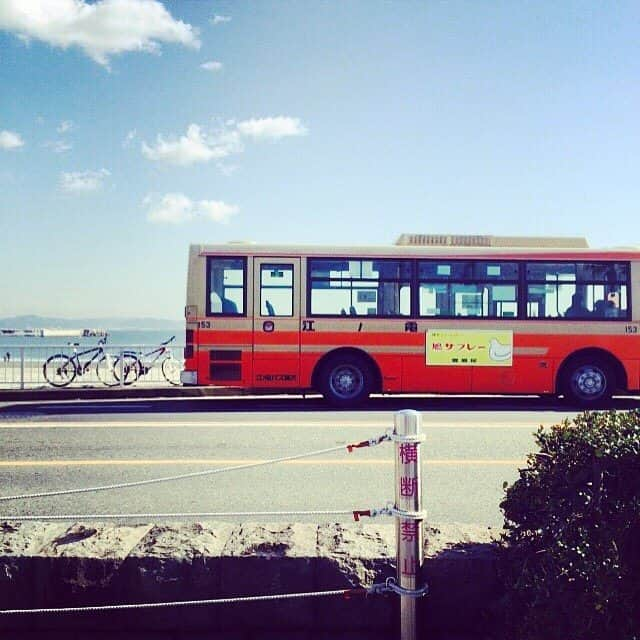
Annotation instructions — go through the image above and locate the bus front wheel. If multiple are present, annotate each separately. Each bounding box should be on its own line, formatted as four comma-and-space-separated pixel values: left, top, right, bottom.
321, 355, 372, 407
562, 358, 614, 407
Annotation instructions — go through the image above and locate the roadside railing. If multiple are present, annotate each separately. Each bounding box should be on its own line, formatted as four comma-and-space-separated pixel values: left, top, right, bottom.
0, 343, 184, 389
0, 410, 426, 639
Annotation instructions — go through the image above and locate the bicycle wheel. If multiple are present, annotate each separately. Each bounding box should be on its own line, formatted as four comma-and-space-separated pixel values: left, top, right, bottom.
43, 354, 76, 387
96, 354, 119, 387
161, 356, 183, 385
113, 353, 142, 386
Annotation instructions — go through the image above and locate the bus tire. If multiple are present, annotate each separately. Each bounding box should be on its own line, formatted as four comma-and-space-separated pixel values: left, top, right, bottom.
320, 354, 372, 407
561, 357, 614, 407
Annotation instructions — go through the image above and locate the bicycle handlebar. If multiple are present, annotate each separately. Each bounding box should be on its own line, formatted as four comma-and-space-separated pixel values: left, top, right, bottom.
160, 336, 176, 346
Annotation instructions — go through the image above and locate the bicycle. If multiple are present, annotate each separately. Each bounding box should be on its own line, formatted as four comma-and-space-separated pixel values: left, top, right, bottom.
113, 336, 183, 386
43, 338, 138, 388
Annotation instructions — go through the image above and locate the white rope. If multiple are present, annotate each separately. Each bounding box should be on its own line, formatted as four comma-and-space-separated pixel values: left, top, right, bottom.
1, 509, 355, 521
0, 434, 390, 503
0, 589, 356, 615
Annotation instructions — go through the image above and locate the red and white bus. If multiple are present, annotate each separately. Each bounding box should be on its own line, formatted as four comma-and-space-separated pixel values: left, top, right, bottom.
180, 235, 640, 407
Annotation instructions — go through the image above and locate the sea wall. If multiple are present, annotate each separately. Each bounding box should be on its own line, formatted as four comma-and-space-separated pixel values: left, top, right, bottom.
0, 521, 501, 639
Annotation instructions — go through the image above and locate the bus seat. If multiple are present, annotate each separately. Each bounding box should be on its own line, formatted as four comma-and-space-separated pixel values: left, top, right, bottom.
222, 298, 238, 313
265, 300, 275, 316
340, 308, 347, 316
349, 306, 357, 316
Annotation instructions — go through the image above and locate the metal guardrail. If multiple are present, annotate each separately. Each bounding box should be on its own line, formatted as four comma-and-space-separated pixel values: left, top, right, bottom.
0, 344, 184, 389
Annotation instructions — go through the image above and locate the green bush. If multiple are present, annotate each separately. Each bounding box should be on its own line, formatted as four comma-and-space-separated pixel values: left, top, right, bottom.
499, 410, 640, 640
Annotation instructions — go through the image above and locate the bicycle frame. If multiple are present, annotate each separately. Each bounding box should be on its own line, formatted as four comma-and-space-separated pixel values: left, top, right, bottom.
134, 337, 175, 375
136, 345, 167, 374
69, 345, 106, 375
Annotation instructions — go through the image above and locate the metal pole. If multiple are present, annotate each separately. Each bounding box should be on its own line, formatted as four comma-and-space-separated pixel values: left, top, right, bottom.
394, 409, 424, 640
19, 347, 25, 390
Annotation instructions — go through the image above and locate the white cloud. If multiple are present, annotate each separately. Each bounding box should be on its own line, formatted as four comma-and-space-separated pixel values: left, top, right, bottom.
141, 116, 307, 168
45, 140, 73, 153
211, 15, 231, 25
200, 60, 223, 72
0, 0, 200, 68
57, 120, 73, 134
236, 117, 308, 139
0, 130, 24, 149
198, 200, 239, 223
146, 193, 238, 224
141, 123, 242, 166
60, 168, 110, 192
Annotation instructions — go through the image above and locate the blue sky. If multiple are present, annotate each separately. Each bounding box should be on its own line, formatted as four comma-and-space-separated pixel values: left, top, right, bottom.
1, 0, 639, 320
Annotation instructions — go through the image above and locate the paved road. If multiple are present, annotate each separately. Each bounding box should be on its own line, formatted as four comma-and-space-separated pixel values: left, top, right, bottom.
0, 396, 636, 529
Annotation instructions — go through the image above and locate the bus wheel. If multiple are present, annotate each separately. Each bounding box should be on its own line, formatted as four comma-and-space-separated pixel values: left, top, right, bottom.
321, 355, 372, 407
562, 358, 613, 407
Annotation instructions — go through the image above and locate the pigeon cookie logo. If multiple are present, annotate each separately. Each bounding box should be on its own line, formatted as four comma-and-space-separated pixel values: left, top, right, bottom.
488, 337, 513, 362
426, 330, 513, 366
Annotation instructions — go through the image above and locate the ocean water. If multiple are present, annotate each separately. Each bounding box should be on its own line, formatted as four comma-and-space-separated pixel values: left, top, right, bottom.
0, 329, 184, 360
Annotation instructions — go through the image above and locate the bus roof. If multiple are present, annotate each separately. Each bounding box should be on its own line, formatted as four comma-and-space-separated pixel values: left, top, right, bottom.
193, 242, 640, 261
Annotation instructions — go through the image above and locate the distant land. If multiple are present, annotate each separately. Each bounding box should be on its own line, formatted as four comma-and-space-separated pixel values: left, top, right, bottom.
0, 316, 183, 330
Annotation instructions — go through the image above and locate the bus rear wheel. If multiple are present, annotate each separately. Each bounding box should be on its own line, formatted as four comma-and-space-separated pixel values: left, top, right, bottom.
562, 358, 614, 407
320, 355, 372, 407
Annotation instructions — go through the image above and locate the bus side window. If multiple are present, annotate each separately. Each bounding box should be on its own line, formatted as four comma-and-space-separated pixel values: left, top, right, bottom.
260, 264, 293, 317
207, 257, 245, 316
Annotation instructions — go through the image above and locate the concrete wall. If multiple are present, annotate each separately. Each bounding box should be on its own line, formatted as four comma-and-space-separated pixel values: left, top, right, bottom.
0, 521, 501, 639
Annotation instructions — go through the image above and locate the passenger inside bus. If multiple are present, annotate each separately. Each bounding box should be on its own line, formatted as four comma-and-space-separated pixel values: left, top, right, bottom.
565, 292, 588, 318
593, 300, 607, 317
593, 298, 617, 318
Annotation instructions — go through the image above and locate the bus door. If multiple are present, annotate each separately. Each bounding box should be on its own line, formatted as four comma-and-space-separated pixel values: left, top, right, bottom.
252, 257, 302, 388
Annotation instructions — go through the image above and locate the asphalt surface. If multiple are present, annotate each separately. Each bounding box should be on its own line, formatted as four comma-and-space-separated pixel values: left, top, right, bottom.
0, 395, 637, 529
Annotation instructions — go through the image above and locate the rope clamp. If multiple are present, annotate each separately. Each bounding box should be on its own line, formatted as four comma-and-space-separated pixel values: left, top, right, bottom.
389, 432, 426, 444
390, 506, 427, 520
353, 503, 426, 521
369, 577, 429, 599
347, 431, 392, 453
